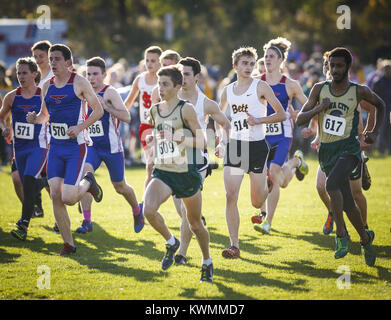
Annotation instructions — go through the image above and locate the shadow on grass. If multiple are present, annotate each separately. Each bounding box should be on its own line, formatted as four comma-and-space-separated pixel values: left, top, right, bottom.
0, 226, 61, 258
0, 247, 21, 264
58, 222, 170, 282
0, 224, 166, 282
273, 229, 391, 259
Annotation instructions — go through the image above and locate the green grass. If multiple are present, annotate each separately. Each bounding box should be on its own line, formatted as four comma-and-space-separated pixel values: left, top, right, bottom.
1, 156, 391, 300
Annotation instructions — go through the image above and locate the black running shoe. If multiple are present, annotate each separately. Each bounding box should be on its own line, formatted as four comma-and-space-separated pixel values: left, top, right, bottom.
174, 254, 187, 265
362, 162, 371, 191
295, 168, 304, 181
200, 263, 213, 282
161, 237, 180, 270
11, 227, 27, 241
32, 206, 44, 218
201, 215, 206, 226
84, 172, 103, 202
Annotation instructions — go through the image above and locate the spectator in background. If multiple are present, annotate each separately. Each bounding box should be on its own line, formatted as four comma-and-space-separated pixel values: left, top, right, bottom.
252, 58, 266, 77
198, 65, 215, 100
106, 63, 125, 88
6, 64, 18, 88
0, 61, 13, 96
366, 58, 383, 89
374, 59, 391, 155
350, 54, 366, 84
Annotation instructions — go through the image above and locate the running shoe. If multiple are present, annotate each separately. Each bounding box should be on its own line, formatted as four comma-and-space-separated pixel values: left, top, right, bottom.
200, 263, 213, 282
84, 172, 103, 202
11, 227, 27, 241
174, 254, 188, 265
32, 206, 44, 218
222, 246, 240, 259
251, 211, 266, 225
75, 219, 93, 234
254, 220, 271, 235
133, 203, 145, 233
59, 243, 76, 256
334, 235, 349, 259
361, 229, 376, 266
323, 213, 334, 235
161, 237, 180, 270
201, 215, 207, 226
295, 169, 304, 181
294, 150, 309, 179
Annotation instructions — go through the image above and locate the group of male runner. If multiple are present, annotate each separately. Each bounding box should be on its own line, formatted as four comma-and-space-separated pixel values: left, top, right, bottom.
0, 38, 385, 283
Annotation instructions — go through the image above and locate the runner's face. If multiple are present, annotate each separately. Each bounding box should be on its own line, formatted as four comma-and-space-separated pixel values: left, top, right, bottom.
235, 55, 256, 78
49, 51, 70, 75
258, 63, 266, 75
158, 75, 179, 101
161, 58, 176, 67
329, 56, 349, 82
17, 64, 36, 87
264, 48, 282, 73
182, 66, 198, 89
32, 49, 49, 71
87, 66, 105, 89
145, 53, 161, 73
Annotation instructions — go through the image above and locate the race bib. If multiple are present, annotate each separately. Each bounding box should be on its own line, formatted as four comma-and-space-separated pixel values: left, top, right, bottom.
264, 122, 282, 136
88, 120, 104, 137
156, 138, 180, 160
322, 114, 346, 137
15, 122, 34, 140
50, 123, 69, 140
140, 108, 150, 124
232, 114, 249, 134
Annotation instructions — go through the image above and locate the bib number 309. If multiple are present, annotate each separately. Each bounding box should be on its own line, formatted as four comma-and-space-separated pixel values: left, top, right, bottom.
156, 139, 179, 160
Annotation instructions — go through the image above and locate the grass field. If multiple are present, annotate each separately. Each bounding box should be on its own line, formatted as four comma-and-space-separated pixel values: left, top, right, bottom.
0, 156, 390, 300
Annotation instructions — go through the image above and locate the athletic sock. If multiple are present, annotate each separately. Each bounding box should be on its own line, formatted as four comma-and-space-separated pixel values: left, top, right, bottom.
202, 257, 212, 266
35, 177, 48, 192
21, 175, 38, 226
83, 210, 91, 222
34, 190, 43, 210
166, 234, 176, 246
133, 203, 140, 215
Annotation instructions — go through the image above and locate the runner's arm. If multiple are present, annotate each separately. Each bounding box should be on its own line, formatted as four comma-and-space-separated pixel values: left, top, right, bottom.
101, 87, 131, 123
0, 92, 14, 136
247, 81, 286, 125
178, 103, 206, 149
206, 98, 231, 144
357, 84, 385, 144
27, 83, 49, 125
76, 77, 104, 132
296, 82, 329, 126
124, 76, 140, 110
